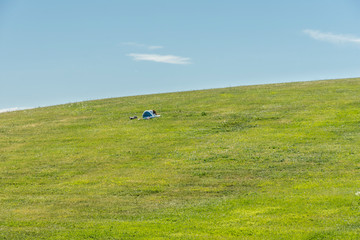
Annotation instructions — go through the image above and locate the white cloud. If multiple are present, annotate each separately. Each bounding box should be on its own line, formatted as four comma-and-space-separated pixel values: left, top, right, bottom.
122, 42, 163, 50
303, 29, 360, 45
127, 53, 191, 65
0, 107, 22, 113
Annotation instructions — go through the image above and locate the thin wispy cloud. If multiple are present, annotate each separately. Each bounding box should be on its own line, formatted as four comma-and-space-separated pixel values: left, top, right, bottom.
147, 45, 163, 50
122, 42, 163, 50
128, 53, 191, 65
0, 107, 23, 113
303, 29, 360, 45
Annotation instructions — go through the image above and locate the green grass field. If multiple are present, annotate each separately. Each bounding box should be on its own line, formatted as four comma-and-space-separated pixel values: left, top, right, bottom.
1, 78, 360, 239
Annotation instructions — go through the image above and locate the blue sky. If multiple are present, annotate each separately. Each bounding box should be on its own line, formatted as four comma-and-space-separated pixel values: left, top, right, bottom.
1, 0, 360, 111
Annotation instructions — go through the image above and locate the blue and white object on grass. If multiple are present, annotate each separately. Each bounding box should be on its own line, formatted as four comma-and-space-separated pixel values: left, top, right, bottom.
142, 110, 160, 119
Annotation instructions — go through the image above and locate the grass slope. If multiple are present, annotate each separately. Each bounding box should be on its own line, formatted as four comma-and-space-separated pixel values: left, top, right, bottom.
1, 78, 360, 239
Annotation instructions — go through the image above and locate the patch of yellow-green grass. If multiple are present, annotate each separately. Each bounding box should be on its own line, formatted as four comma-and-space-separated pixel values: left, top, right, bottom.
1, 78, 360, 239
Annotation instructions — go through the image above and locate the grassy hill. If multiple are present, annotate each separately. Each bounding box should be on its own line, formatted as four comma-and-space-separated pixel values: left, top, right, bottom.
1, 78, 360, 239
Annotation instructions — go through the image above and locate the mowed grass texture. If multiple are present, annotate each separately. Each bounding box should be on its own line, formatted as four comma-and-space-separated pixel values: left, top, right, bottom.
1, 78, 360, 239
